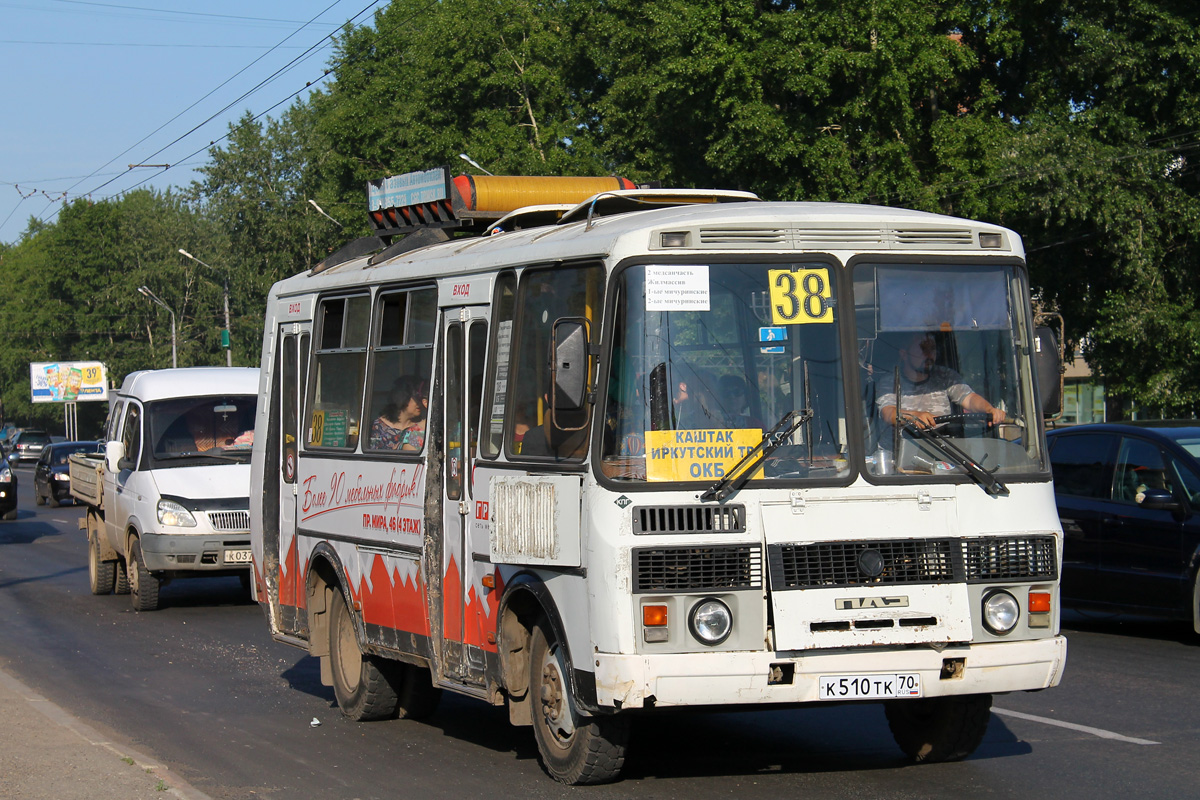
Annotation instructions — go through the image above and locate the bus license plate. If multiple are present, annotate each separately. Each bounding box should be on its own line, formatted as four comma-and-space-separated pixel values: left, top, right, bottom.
224, 549, 252, 564
819, 673, 921, 700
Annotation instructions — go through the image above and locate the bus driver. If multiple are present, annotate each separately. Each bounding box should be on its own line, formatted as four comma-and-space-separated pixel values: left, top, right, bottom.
877, 332, 1005, 429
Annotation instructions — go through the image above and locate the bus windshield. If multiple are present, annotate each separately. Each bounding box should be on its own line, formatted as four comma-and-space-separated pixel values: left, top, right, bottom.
855, 262, 1045, 478
601, 262, 850, 483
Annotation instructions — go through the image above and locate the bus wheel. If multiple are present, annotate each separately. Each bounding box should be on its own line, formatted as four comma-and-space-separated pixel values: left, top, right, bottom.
395, 663, 441, 720
885, 693, 992, 763
530, 623, 628, 785
328, 589, 398, 721
87, 528, 115, 595
129, 539, 160, 612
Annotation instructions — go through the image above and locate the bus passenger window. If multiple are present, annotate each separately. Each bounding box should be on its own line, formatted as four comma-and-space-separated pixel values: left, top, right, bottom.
307, 295, 369, 449
364, 287, 436, 454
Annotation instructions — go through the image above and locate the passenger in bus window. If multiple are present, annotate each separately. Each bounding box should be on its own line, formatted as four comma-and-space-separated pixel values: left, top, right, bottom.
877, 332, 1004, 429
512, 401, 548, 456
369, 376, 428, 451
718, 374, 764, 430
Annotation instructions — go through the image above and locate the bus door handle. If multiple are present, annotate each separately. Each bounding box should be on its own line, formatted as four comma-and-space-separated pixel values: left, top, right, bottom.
458, 500, 470, 516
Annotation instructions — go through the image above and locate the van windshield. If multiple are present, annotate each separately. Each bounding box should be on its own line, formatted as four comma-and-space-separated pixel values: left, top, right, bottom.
147, 396, 257, 463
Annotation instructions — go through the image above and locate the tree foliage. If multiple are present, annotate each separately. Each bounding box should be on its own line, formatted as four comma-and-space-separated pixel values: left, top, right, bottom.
3, 0, 1200, 430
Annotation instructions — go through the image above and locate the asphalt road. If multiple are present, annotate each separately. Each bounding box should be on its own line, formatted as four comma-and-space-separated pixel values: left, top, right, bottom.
1, 465, 1197, 799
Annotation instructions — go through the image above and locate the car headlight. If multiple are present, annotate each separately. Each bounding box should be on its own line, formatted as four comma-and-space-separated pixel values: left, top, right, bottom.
156, 499, 197, 528
55, 472, 71, 481
689, 598, 733, 645
0, 468, 10, 481
982, 590, 1020, 634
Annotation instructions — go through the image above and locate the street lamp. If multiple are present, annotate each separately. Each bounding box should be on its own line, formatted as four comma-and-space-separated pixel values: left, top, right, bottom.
138, 286, 177, 369
178, 248, 232, 367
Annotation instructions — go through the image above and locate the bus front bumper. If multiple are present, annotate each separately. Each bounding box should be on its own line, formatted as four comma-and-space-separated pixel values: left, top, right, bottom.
593, 635, 1067, 709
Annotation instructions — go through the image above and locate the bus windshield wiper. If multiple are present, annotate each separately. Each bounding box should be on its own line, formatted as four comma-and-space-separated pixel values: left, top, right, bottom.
900, 421, 1009, 497
700, 409, 813, 503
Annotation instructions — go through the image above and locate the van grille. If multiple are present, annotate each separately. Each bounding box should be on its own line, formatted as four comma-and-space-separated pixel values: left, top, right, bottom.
632, 504, 745, 534
208, 510, 250, 532
634, 544, 762, 593
769, 535, 1058, 590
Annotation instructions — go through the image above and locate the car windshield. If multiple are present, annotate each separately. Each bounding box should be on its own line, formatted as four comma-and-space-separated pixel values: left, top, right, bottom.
20, 432, 50, 446
147, 396, 257, 462
854, 262, 1046, 478
51, 444, 98, 465
600, 262, 849, 484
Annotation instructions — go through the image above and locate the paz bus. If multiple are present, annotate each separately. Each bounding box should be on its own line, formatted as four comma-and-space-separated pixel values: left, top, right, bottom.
248, 166, 1067, 784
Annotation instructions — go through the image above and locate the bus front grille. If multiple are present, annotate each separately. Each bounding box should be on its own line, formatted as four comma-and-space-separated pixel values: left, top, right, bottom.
632, 504, 746, 534
633, 544, 762, 593
768, 535, 1059, 590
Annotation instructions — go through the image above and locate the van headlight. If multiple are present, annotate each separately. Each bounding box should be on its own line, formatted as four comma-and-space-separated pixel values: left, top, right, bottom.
157, 499, 197, 528
982, 590, 1020, 634
689, 598, 732, 645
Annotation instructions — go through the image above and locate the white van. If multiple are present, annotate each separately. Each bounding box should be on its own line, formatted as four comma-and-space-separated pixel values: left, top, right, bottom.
73, 367, 259, 611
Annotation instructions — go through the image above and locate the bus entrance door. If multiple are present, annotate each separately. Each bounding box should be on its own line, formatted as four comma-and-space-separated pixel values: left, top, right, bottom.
276, 323, 310, 635
440, 308, 490, 687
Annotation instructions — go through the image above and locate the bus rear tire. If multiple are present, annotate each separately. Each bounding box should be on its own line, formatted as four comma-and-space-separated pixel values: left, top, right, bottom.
87, 528, 115, 595
530, 623, 628, 785
885, 693, 992, 763
329, 589, 399, 721
395, 663, 441, 720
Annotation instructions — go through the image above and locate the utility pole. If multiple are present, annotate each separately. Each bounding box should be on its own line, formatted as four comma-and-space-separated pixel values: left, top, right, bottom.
178, 249, 232, 367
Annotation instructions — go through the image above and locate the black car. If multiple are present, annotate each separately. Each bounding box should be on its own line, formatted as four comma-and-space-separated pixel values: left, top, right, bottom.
33, 441, 102, 507
1047, 422, 1200, 631
0, 455, 17, 520
10, 429, 50, 466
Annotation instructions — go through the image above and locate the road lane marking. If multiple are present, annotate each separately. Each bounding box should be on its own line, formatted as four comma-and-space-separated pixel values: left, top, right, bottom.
992, 707, 1160, 745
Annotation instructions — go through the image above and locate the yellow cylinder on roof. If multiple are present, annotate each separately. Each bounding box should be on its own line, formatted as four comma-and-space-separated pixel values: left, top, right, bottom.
452, 175, 635, 213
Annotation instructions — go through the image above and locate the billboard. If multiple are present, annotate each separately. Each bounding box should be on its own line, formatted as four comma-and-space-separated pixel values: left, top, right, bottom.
30, 361, 108, 403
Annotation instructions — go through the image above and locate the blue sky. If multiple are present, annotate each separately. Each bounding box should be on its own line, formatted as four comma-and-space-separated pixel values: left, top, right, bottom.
1, 0, 382, 244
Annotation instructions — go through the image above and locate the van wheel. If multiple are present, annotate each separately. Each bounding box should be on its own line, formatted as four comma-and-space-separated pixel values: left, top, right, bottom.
34, 490, 45, 506
49, 493, 60, 508
530, 622, 628, 785
394, 663, 442, 720
885, 693, 992, 763
87, 529, 115, 595
129, 539, 160, 612
114, 558, 130, 595
328, 589, 398, 720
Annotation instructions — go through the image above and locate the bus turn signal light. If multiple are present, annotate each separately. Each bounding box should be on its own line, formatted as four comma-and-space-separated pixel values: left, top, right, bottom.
643, 605, 668, 626
1028, 592, 1051, 613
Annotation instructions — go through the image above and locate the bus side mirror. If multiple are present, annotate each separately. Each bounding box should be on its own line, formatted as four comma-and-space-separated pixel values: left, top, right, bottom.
1033, 326, 1062, 418
106, 440, 125, 472
551, 318, 590, 426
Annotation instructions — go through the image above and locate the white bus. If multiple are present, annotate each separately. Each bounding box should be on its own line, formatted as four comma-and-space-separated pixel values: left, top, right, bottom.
249, 167, 1066, 784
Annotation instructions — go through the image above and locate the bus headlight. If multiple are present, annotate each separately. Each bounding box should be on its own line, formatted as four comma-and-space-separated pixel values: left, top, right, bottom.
156, 499, 197, 528
982, 590, 1020, 634
689, 598, 732, 645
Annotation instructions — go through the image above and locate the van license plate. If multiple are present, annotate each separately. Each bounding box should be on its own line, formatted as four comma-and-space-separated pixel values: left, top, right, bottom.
819, 673, 921, 700
224, 549, 252, 564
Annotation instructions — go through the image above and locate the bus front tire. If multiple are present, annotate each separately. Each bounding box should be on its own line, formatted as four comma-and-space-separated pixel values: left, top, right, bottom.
885, 693, 992, 763
328, 589, 399, 721
529, 623, 628, 785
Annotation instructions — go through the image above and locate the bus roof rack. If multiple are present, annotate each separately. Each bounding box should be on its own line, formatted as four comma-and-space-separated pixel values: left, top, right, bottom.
555, 188, 761, 228
310, 169, 760, 274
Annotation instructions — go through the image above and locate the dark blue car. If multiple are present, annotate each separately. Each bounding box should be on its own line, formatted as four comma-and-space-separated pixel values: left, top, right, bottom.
1047, 422, 1200, 632
33, 441, 102, 507
0, 455, 16, 520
